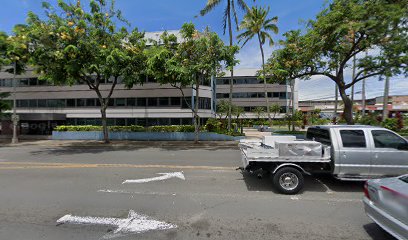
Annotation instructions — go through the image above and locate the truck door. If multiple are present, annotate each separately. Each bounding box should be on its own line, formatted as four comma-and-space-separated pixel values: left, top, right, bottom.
338, 129, 371, 176
370, 130, 408, 176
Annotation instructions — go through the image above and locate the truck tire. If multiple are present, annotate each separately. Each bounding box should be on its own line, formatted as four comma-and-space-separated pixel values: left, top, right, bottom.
273, 167, 304, 194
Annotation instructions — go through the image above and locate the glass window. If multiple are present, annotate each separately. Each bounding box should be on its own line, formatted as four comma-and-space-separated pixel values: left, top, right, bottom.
372, 130, 407, 149
67, 99, 75, 107
95, 99, 101, 106
19, 79, 29, 86
116, 118, 126, 126
306, 128, 331, 145
340, 130, 366, 148
17, 100, 29, 108
115, 98, 126, 107
137, 98, 146, 107
147, 98, 157, 106
158, 97, 169, 106
127, 98, 136, 106
47, 99, 58, 108
86, 98, 95, 107
29, 78, 37, 86
279, 92, 287, 99
29, 99, 38, 108
38, 99, 47, 107
76, 99, 86, 107
273, 92, 279, 98
170, 97, 181, 106
108, 98, 114, 107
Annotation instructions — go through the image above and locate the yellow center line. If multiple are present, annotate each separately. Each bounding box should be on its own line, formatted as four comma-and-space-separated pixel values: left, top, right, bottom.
0, 161, 235, 171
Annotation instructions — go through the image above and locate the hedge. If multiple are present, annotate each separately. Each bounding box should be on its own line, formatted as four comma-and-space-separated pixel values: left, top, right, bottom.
54, 125, 195, 133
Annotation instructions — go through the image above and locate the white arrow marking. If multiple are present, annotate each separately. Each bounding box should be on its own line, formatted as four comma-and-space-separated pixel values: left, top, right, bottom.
122, 172, 185, 184
57, 210, 176, 239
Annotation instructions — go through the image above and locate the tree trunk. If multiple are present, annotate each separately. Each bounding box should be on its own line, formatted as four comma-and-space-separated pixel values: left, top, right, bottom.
194, 79, 200, 144
227, 1, 234, 132
100, 106, 109, 143
382, 76, 390, 120
258, 34, 271, 126
339, 86, 354, 125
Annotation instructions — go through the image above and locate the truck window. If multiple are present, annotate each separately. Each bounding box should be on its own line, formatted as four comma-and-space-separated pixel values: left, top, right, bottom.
372, 130, 407, 149
340, 130, 366, 148
306, 128, 331, 145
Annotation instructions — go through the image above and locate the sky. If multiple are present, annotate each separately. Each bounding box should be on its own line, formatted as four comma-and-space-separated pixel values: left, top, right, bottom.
0, 0, 406, 101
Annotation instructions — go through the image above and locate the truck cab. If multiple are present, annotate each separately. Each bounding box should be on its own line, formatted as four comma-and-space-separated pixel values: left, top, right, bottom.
306, 125, 408, 180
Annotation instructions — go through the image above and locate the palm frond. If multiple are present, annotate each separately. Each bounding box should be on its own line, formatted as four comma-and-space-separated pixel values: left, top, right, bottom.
236, 0, 250, 12
222, 6, 228, 35
231, 0, 240, 31
200, 0, 222, 16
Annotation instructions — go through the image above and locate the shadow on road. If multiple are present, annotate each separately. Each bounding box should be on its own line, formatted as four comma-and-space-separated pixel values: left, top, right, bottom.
23, 141, 240, 156
240, 171, 364, 194
363, 223, 396, 240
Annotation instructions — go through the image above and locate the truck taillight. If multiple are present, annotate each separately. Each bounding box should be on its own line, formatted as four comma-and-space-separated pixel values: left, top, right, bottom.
364, 181, 370, 200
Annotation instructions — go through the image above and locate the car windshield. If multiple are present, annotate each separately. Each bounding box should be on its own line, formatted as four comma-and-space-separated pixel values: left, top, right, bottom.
400, 175, 408, 183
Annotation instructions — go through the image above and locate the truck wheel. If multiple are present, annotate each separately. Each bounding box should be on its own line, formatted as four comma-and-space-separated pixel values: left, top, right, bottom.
273, 167, 304, 194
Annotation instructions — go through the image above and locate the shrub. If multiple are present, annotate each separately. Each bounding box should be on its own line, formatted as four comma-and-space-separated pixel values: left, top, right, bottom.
382, 118, 399, 131
205, 118, 222, 132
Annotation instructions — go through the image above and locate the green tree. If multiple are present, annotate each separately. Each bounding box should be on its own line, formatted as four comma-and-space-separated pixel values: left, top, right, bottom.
267, 0, 407, 125
252, 106, 265, 120
237, 6, 278, 126
216, 99, 231, 120
199, 0, 250, 131
145, 23, 231, 143
0, 92, 11, 117
270, 103, 280, 119
232, 105, 245, 121
27, 0, 147, 143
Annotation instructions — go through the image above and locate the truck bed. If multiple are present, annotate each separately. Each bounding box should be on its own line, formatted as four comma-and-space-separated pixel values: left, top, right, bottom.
239, 140, 331, 169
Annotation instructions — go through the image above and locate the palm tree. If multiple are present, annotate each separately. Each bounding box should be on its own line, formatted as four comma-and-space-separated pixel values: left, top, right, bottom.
237, 6, 278, 126
199, 0, 251, 131
270, 103, 281, 119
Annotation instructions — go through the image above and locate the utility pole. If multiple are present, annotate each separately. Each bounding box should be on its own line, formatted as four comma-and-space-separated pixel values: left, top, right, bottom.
351, 55, 356, 104
361, 79, 366, 117
382, 76, 390, 120
334, 85, 338, 116
361, 51, 367, 117
11, 61, 19, 144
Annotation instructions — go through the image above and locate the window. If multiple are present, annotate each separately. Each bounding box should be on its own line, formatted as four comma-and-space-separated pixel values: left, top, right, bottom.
137, 98, 146, 107
279, 92, 287, 99
86, 98, 95, 107
340, 130, 366, 148
127, 98, 136, 106
115, 98, 126, 107
67, 99, 76, 107
29, 99, 38, 108
17, 100, 29, 108
372, 130, 407, 149
29, 78, 38, 86
170, 97, 181, 106
158, 97, 169, 106
306, 128, 331, 145
147, 98, 157, 106
108, 98, 114, 107
38, 99, 46, 107
19, 79, 29, 86
76, 99, 86, 107
273, 92, 279, 98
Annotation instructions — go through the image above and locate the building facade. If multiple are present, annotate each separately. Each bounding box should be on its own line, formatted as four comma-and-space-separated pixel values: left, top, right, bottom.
0, 70, 215, 135
215, 68, 298, 119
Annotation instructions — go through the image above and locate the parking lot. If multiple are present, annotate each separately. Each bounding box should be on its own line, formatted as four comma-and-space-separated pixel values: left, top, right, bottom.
0, 141, 394, 240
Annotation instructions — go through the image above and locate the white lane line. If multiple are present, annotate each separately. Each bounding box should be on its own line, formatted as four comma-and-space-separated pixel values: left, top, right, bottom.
57, 210, 176, 239
122, 172, 185, 184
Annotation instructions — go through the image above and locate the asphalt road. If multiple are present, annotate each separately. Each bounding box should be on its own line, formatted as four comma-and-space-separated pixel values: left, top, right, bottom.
0, 141, 394, 240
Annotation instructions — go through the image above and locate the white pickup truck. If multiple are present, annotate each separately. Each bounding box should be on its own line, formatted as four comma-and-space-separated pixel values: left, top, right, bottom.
239, 125, 408, 194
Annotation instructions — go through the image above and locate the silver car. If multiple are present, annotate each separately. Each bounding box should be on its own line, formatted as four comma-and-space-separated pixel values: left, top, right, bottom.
363, 175, 408, 240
